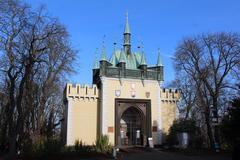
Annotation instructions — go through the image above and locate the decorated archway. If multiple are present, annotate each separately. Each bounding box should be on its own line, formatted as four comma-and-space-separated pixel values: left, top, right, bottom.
120, 107, 143, 146
115, 99, 151, 147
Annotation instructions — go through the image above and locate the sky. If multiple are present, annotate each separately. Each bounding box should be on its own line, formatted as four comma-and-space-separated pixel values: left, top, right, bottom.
28, 0, 240, 86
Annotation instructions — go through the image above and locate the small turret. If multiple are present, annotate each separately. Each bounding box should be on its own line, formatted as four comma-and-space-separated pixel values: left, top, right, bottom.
118, 49, 126, 78
156, 48, 163, 66
93, 48, 99, 69
140, 51, 147, 66
100, 39, 108, 76
156, 48, 164, 81
139, 43, 147, 79
100, 44, 107, 62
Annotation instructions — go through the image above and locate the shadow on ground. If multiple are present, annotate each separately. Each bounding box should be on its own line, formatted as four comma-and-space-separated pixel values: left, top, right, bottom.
115, 147, 231, 160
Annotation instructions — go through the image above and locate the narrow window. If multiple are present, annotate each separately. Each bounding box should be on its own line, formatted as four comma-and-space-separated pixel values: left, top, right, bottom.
68, 86, 70, 94
86, 87, 88, 95
77, 86, 79, 94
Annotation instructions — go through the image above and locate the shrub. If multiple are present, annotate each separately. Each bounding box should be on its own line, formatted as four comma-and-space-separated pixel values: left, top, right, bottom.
95, 135, 112, 154
220, 98, 240, 149
74, 139, 92, 153
22, 137, 63, 158
166, 119, 201, 148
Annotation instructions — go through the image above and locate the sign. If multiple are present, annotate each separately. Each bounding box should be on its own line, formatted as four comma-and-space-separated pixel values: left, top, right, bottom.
108, 127, 114, 133
148, 137, 154, 148
152, 126, 157, 132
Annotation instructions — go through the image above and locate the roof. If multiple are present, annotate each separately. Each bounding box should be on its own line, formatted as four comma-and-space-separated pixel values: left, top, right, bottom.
109, 49, 144, 69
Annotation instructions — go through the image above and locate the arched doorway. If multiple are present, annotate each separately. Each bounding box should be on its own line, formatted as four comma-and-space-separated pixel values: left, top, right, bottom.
115, 99, 151, 147
120, 107, 143, 146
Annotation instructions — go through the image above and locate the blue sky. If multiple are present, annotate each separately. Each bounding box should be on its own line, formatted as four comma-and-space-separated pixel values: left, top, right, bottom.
28, 0, 240, 85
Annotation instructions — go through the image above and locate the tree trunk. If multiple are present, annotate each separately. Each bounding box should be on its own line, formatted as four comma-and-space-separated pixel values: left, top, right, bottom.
212, 96, 221, 150
205, 107, 215, 149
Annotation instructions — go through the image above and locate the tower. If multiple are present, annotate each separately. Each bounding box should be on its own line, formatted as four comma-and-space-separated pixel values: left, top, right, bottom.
123, 12, 131, 55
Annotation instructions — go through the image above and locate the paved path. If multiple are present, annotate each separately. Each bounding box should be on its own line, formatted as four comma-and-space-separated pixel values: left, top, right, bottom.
117, 150, 231, 160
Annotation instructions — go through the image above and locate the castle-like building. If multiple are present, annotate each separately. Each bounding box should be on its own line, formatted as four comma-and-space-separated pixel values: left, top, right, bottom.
62, 14, 180, 147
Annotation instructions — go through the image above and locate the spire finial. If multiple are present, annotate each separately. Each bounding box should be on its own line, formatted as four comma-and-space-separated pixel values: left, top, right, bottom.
140, 41, 147, 65
102, 35, 106, 47
124, 11, 130, 34
101, 35, 107, 61
113, 33, 117, 49
157, 48, 163, 66
137, 37, 141, 51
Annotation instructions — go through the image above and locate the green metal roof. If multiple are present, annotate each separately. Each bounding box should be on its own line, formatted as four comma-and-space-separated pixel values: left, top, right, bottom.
140, 51, 147, 65
119, 49, 126, 63
109, 49, 144, 69
101, 46, 107, 61
93, 56, 99, 69
157, 48, 163, 66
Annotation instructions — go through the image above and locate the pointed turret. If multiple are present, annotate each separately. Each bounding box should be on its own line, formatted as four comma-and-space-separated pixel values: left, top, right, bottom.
119, 49, 126, 63
101, 40, 107, 61
156, 48, 164, 82
157, 48, 163, 66
140, 51, 147, 65
139, 42, 147, 79
93, 48, 99, 69
118, 49, 126, 78
140, 42, 147, 65
123, 12, 131, 55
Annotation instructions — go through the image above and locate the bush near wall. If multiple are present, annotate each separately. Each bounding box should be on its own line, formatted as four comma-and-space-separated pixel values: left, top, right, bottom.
22, 137, 64, 159
95, 135, 112, 154
167, 119, 202, 148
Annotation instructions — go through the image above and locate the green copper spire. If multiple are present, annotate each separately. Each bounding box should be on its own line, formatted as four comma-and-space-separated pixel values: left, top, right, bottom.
123, 12, 131, 55
119, 49, 126, 63
140, 42, 147, 65
101, 37, 107, 61
124, 12, 130, 34
140, 51, 147, 65
93, 48, 99, 69
157, 48, 163, 66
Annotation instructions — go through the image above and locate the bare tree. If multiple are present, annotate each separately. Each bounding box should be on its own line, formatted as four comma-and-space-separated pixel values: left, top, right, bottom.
0, 0, 76, 157
173, 32, 240, 150
169, 75, 197, 120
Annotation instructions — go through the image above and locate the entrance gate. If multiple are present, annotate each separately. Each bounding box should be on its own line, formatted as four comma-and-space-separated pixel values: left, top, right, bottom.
120, 107, 142, 145
115, 99, 152, 147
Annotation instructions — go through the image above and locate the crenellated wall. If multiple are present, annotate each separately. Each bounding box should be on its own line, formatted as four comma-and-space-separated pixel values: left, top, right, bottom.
160, 88, 180, 102
66, 83, 99, 100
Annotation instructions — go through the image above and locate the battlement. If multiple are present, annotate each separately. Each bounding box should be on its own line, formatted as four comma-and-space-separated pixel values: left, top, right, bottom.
160, 88, 180, 103
65, 83, 99, 100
